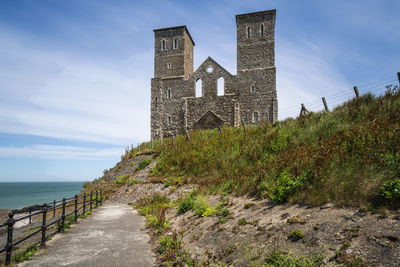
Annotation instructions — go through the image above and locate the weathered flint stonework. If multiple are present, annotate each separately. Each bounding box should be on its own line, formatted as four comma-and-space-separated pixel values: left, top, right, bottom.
151, 10, 277, 140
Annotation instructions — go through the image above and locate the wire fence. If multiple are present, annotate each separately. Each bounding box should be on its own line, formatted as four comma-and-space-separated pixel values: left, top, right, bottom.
279, 72, 400, 119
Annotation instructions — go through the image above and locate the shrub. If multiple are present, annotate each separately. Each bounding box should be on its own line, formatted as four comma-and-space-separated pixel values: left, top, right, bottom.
381, 178, 400, 203
289, 229, 304, 241
115, 175, 130, 185
128, 178, 141, 185
136, 193, 171, 231
238, 218, 247, 225
177, 193, 214, 217
177, 195, 195, 214
135, 158, 153, 171
268, 169, 303, 203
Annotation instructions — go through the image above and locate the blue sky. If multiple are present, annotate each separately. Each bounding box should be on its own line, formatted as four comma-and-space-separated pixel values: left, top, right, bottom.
0, 0, 399, 182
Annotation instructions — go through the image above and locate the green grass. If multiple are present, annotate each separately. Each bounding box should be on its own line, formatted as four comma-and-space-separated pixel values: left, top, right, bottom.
150, 89, 400, 209
263, 250, 322, 267
136, 193, 171, 231
177, 192, 215, 217
135, 158, 153, 171
115, 175, 130, 185
289, 229, 305, 241
12, 243, 40, 263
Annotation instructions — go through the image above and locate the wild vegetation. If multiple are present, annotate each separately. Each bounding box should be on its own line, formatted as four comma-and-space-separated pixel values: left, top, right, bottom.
147, 89, 400, 209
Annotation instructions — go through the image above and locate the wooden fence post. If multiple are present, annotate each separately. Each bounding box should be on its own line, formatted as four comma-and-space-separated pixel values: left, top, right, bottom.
199, 130, 204, 140
40, 204, 47, 248
353, 86, 359, 99
241, 120, 246, 132
397, 72, 400, 84
300, 103, 309, 117
5, 212, 15, 265
322, 97, 329, 112
185, 131, 190, 141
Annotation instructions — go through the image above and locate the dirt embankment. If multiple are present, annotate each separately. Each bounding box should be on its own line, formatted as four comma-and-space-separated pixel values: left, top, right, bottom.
93, 155, 400, 266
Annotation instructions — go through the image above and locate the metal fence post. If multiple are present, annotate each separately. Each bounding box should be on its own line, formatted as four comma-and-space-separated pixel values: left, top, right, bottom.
61, 198, 66, 233
90, 192, 93, 211
53, 200, 56, 217
5, 212, 15, 265
40, 204, 47, 248
29, 207, 32, 224
83, 193, 86, 215
74, 195, 78, 223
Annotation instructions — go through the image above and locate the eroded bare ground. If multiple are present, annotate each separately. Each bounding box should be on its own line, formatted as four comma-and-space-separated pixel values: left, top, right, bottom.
109, 159, 400, 267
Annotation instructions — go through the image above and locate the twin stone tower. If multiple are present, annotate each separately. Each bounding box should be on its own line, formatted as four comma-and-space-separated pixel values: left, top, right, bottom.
151, 10, 277, 140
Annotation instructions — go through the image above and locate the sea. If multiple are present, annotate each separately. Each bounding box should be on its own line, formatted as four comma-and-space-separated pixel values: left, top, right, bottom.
0, 182, 85, 210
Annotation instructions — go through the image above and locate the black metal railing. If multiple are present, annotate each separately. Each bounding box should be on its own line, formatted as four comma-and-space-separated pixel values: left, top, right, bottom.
0, 190, 102, 265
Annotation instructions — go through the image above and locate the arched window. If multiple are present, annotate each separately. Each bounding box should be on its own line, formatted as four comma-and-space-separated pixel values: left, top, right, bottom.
195, 79, 202, 97
251, 85, 256, 93
155, 97, 158, 107
161, 40, 166, 51
173, 39, 178, 49
217, 77, 224, 96
253, 112, 259, 123
167, 62, 171, 69
265, 111, 269, 121
168, 116, 172, 126
246, 27, 251, 38
260, 24, 264, 37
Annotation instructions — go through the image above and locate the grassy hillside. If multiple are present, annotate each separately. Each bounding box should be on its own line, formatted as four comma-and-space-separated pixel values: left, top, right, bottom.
144, 89, 400, 209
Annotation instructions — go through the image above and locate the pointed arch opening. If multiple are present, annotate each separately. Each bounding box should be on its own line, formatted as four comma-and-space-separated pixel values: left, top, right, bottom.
195, 79, 202, 97
217, 77, 224, 96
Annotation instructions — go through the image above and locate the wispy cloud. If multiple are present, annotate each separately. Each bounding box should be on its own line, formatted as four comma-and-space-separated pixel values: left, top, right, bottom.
277, 39, 351, 119
0, 144, 123, 160
0, 29, 152, 146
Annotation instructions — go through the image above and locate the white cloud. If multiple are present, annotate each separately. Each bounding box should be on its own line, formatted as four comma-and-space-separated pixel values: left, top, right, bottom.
0, 144, 123, 160
0, 29, 153, 146
276, 40, 351, 119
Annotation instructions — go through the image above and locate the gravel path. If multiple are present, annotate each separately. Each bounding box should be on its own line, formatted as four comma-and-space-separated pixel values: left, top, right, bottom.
18, 203, 155, 267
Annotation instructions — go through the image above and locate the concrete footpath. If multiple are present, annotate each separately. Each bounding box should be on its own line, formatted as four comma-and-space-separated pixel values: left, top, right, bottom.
19, 203, 155, 267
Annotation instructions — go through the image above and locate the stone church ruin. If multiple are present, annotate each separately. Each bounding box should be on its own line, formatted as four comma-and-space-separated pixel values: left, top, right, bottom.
151, 10, 277, 139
